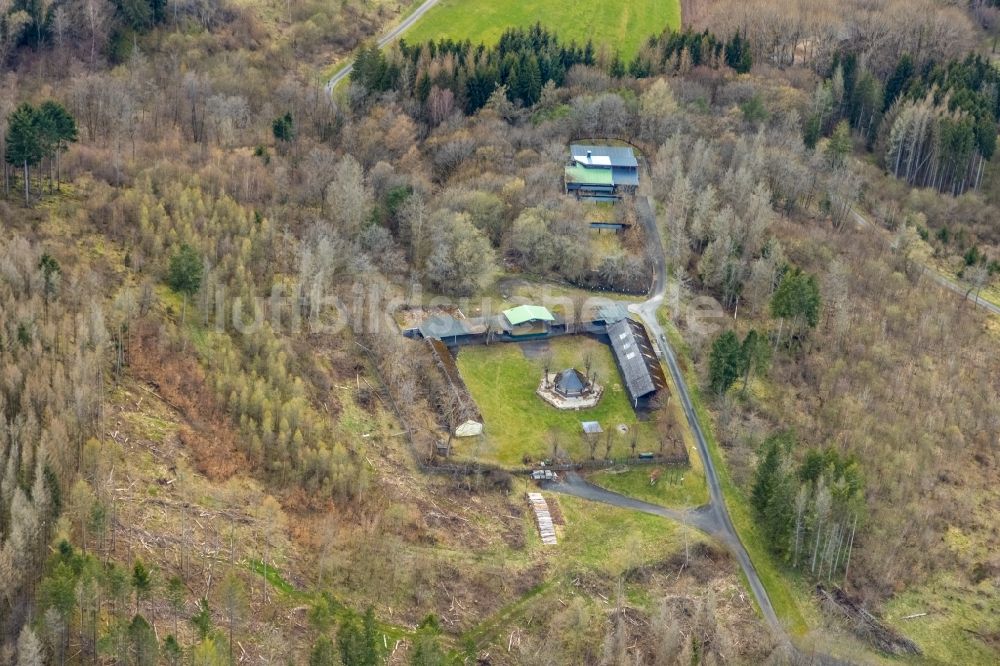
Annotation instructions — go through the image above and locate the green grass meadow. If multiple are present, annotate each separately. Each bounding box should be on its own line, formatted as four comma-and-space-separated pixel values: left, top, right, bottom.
554, 495, 691, 575
589, 465, 708, 508
403, 0, 681, 59
454, 337, 660, 466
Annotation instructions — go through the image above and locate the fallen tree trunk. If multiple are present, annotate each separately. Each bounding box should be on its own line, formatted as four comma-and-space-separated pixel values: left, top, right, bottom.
816, 585, 922, 657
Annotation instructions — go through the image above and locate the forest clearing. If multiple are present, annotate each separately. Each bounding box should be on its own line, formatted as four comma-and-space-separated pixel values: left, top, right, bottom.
1, 0, 999, 662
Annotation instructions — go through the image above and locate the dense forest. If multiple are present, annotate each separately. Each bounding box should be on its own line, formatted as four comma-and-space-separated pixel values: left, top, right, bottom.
0, 0, 998, 662
799, 51, 1000, 196
352, 24, 751, 113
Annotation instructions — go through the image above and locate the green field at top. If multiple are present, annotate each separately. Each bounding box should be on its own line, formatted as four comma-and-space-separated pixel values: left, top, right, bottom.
402, 0, 682, 60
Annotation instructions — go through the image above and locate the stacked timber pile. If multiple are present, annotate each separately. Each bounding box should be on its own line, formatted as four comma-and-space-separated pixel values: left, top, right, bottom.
528, 493, 557, 545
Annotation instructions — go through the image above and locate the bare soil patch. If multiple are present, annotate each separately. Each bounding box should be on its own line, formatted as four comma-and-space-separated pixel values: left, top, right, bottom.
129, 319, 248, 480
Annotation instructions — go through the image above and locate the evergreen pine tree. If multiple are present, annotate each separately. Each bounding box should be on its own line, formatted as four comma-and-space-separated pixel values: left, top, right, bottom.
751, 437, 782, 517
337, 607, 381, 666
739, 329, 770, 395
167, 243, 203, 325
410, 615, 444, 666
132, 560, 151, 615
5, 103, 45, 205
309, 636, 337, 666
128, 615, 158, 666
162, 635, 182, 666
708, 330, 742, 395
764, 471, 796, 556
609, 51, 625, 78
522, 54, 542, 104
771, 267, 821, 347
883, 54, 914, 112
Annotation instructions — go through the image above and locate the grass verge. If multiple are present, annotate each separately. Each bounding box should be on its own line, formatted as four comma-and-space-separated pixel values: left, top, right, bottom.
588, 465, 708, 508
248, 559, 416, 642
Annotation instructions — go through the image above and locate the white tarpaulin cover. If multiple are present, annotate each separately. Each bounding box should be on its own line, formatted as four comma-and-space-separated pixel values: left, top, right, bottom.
455, 420, 484, 437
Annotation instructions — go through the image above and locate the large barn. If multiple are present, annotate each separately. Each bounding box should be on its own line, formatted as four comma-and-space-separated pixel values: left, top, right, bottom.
564, 144, 640, 201
606, 318, 668, 408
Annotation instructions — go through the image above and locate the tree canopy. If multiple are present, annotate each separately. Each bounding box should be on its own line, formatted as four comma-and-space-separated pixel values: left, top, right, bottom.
771, 266, 821, 344
4, 100, 77, 203
167, 244, 203, 298
708, 330, 742, 395
353, 24, 750, 114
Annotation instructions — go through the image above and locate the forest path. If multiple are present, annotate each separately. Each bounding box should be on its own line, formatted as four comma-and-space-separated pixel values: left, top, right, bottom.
851, 208, 1000, 316
325, 0, 443, 94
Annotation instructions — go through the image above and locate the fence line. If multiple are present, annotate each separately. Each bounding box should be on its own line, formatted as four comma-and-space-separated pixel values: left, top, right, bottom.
356, 338, 688, 478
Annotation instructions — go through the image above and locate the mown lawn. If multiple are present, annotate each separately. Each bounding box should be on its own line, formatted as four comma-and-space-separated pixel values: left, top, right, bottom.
403, 0, 681, 59
589, 465, 708, 508
454, 337, 660, 466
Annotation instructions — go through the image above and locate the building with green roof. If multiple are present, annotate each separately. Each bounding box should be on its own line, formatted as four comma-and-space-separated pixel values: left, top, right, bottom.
564, 144, 639, 201
502, 305, 556, 338
503, 305, 555, 326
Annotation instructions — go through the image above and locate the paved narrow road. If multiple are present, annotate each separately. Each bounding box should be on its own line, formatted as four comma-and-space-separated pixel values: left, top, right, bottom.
325, 0, 442, 94
547, 195, 785, 636
633, 195, 783, 633
543, 471, 718, 532
851, 208, 1000, 316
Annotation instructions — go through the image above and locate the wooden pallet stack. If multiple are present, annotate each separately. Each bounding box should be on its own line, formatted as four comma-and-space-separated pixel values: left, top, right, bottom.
528, 493, 557, 545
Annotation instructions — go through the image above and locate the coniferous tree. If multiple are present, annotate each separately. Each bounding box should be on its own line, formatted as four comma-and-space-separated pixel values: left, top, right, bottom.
38, 252, 60, 319
609, 51, 625, 78
190, 598, 213, 640
883, 54, 914, 112
825, 120, 852, 168
166, 576, 185, 636
724, 32, 751, 73
410, 615, 445, 666
167, 243, 203, 325
128, 615, 158, 666
751, 437, 783, 519
5, 103, 44, 204
309, 636, 337, 666
36, 100, 77, 190
803, 113, 822, 150
708, 330, 742, 395
739, 329, 770, 395
764, 466, 796, 556
219, 571, 248, 663
337, 607, 382, 666
131, 560, 151, 615
162, 635, 182, 665
40, 560, 77, 666
271, 113, 295, 143
771, 267, 821, 348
